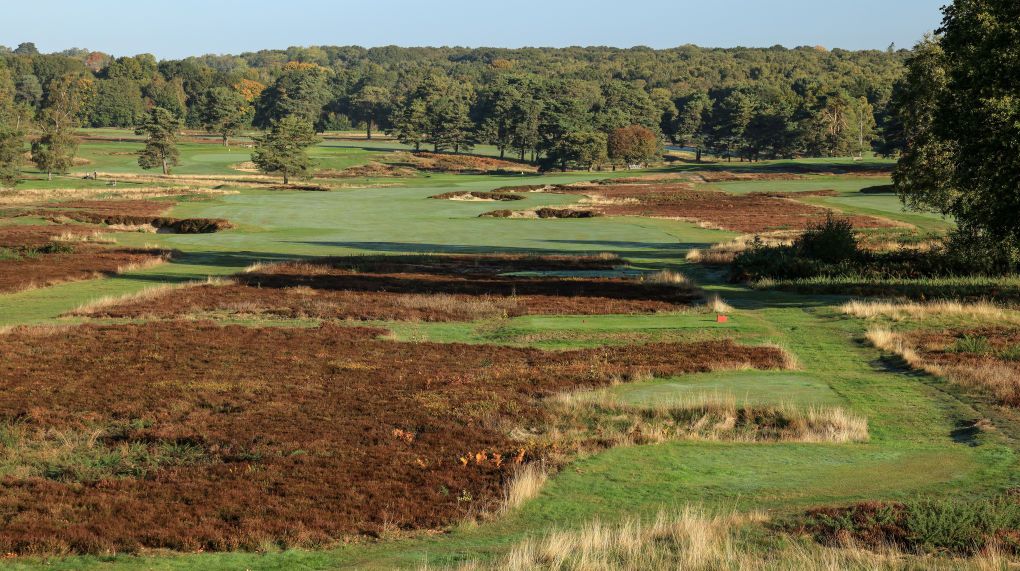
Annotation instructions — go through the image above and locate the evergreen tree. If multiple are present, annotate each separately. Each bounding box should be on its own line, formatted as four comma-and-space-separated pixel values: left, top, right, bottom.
349, 85, 391, 139
251, 115, 321, 184
136, 107, 181, 175
389, 98, 428, 151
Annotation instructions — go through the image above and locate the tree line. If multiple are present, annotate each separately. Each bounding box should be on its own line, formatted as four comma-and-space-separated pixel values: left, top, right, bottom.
0, 42, 909, 180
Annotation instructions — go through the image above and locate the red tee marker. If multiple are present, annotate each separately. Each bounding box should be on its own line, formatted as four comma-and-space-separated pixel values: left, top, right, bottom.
716, 315, 729, 324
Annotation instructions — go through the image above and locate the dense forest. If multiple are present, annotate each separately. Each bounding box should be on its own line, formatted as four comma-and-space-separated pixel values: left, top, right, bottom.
0, 42, 908, 169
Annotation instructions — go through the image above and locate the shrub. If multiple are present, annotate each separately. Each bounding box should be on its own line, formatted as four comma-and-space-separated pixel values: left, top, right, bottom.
36, 242, 76, 255
795, 213, 859, 264
800, 497, 1020, 555
952, 335, 990, 355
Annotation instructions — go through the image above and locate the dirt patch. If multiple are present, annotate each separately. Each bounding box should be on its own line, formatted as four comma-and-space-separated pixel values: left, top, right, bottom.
480, 208, 602, 220
269, 184, 331, 191
80, 255, 698, 322
0, 246, 170, 293
317, 162, 418, 178
392, 152, 538, 174
491, 184, 551, 193
0, 322, 787, 554
431, 191, 525, 202
545, 182, 892, 233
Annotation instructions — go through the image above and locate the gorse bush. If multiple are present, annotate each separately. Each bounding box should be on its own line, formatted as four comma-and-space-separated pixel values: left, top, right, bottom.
796, 213, 860, 264
801, 496, 1020, 555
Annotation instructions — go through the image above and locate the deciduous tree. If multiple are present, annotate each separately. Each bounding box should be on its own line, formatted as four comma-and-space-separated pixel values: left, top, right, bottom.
198, 87, 250, 147
608, 124, 660, 168
894, 0, 1020, 255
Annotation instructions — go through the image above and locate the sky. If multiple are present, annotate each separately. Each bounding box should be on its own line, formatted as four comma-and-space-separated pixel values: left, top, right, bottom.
2, 0, 947, 59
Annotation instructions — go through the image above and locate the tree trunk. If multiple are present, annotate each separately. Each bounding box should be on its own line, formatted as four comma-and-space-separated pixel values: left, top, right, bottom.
367, 122, 372, 140
283, 171, 289, 185
162, 158, 169, 175
47, 171, 52, 181
223, 134, 229, 148
500, 147, 505, 160
696, 148, 702, 163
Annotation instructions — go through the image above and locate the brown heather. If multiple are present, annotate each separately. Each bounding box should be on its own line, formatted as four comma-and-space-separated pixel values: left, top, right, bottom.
0, 323, 788, 554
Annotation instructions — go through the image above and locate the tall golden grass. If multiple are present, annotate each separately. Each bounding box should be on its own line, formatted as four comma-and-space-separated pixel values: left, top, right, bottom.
706, 294, 733, 314
865, 327, 1020, 408
686, 232, 798, 265
501, 463, 549, 513
68, 277, 231, 316
438, 508, 1007, 571
0, 185, 234, 205
395, 293, 520, 320
534, 389, 869, 453
642, 270, 689, 286
843, 300, 1014, 322
50, 230, 115, 244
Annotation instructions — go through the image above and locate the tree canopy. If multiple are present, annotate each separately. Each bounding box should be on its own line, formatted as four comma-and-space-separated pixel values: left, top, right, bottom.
0, 42, 911, 165
892, 0, 1020, 257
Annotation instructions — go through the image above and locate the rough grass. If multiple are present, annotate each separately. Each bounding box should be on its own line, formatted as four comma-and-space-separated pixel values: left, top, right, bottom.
686, 233, 798, 266
754, 275, 1020, 302
798, 497, 1020, 556
529, 389, 869, 458
706, 294, 734, 315
442, 507, 1003, 571
841, 300, 1014, 322
865, 327, 1020, 407
501, 463, 549, 514
69, 278, 229, 316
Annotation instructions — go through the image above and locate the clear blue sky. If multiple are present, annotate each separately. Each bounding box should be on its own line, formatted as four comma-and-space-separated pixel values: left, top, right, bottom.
2, 0, 947, 59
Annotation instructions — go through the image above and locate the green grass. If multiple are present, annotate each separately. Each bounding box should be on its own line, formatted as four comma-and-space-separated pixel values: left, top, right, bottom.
607, 371, 845, 407
2, 148, 1018, 570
